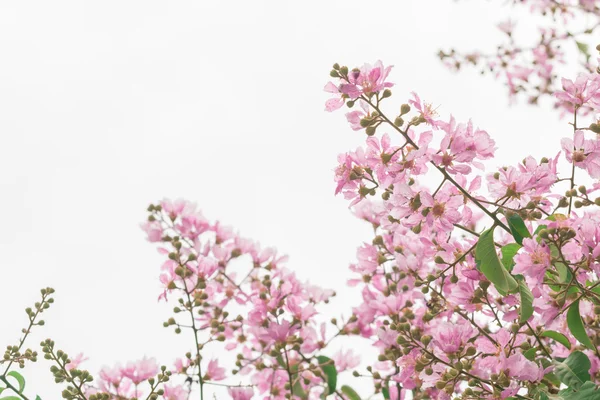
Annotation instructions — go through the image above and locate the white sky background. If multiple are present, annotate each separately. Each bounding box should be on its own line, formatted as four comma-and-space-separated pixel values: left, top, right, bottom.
0, 1, 595, 398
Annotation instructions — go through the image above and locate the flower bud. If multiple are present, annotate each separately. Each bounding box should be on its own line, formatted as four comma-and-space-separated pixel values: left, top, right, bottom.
590, 123, 600, 134
478, 280, 490, 290
400, 104, 411, 115
421, 335, 432, 346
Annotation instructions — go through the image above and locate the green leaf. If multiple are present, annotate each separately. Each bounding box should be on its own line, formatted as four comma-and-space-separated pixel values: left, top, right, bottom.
382, 387, 390, 399
508, 214, 531, 245
567, 300, 595, 350
501, 243, 521, 272
316, 356, 337, 395
6, 371, 25, 394
576, 41, 591, 62
517, 276, 534, 323
36, 397, 42, 400
540, 330, 571, 350
523, 347, 537, 361
341, 385, 361, 400
555, 351, 591, 390
544, 372, 561, 388
0, 397, 23, 400
559, 381, 600, 399
476, 227, 518, 294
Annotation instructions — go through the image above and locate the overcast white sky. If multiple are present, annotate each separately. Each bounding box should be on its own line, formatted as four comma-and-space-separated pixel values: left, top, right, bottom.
0, 1, 593, 398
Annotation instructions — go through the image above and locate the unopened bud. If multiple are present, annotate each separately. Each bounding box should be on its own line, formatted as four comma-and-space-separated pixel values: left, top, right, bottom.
590, 123, 600, 134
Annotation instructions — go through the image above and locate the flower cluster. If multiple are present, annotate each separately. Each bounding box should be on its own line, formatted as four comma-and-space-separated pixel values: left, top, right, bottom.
139, 199, 347, 399
322, 57, 600, 399
439, 0, 600, 106
5, 4, 600, 400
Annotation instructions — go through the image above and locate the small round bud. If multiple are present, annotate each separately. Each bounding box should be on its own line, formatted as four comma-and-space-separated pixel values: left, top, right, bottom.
590, 123, 600, 134
421, 335, 432, 346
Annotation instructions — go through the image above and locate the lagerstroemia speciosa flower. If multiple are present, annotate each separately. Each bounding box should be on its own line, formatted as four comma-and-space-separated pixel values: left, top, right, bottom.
12, 5, 600, 398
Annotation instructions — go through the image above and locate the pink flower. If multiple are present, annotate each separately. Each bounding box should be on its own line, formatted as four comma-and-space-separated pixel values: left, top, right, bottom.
173, 357, 191, 373
345, 100, 370, 131
163, 384, 188, 400
561, 130, 600, 179
65, 353, 88, 371
324, 81, 345, 112
409, 92, 439, 126
432, 321, 476, 354
434, 117, 496, 174
555, 74, 600, 109
332, 349, 361, 372
228, 387, 254, 400
339, 61, 393, 99
120, 356, 159, 385
420, 189, 463, 233
513, 238, 551, 288
497, 19, 515, 35
141, 220, 163, 242
204, 358, 226, 381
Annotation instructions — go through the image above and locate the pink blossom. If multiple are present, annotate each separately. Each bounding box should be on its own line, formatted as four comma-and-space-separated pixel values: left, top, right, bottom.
555, 74, 600, 109
561, 130, 600, 179
324, 81, 345, 112
332, 348, 361, 372
432, 321, 476, 354
163, 384, 188, 400
120, 356, 159, 385
339, 61, 393, 99
409, 92, 439, 126
228, 387, 254, 400
141, 220, 163, 242
513, 238, 551, 288
204, 359, 226, 381
65, 353, 88, 371
345, 100, 370, 131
